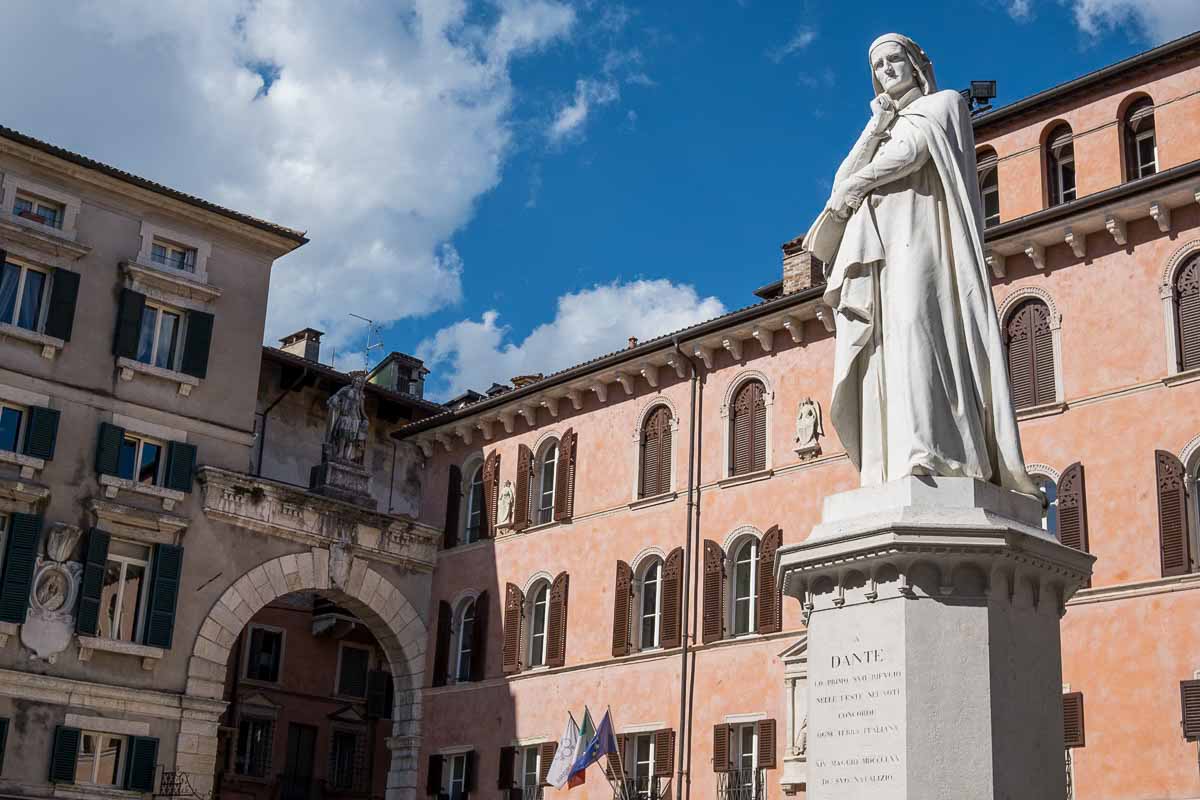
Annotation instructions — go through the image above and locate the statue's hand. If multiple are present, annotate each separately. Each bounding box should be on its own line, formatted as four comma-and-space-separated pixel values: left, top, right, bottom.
867, 93, 897, 137
828, 180, 867, 221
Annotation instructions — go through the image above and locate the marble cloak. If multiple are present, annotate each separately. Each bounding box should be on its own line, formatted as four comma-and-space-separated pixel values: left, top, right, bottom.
821, 89, 1037, 496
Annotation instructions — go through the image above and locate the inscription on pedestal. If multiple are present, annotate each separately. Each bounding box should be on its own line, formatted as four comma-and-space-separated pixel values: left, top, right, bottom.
809, 619, 905, 797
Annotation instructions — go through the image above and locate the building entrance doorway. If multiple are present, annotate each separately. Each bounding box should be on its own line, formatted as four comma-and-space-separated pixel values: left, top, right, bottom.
281, 723, 317, 800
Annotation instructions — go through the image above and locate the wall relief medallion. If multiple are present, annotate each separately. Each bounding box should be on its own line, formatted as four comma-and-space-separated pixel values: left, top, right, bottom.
21, 523, 83, 662
794, 398, 824, 460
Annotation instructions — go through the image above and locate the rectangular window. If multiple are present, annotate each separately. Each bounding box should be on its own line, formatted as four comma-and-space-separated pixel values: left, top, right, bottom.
0, 260, 48, 332
97, 538, 151, 643
1057, 153, 1076, 204
116, 434, 167, 486
235, 717, 274, 778
150, 239, 197, 273
329, 730, 360, 790
246, 626, 284, 682
0, 403, 24, 453
1136, 129, 1158, 178
337, 645, 370, 698
447, 752, 469, 800
136, 303, 182, 370
74, 730, 126, 786
982, 184, 999, 228
631, 734, 655, 800
520, 746, 540, 789
13, 194, 64, 229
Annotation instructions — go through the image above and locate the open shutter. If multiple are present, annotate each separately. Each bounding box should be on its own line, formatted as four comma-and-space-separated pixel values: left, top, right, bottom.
471, 590, 489, 681
76, 528, 111, 635
425, 754, 443, 796
661, 547, 684, 648
514, 445, 533, 531
1181, 680, 1200, 739
432, 601, 452, 687
538, 742, 558, 785
367, 670, 390, 718
554, 428, 577, 522
443, 465, 462, 549
546, 571, 569, 668
712, 724, 731, 772
49, 726, 80, 783
463, 751, 477, 792
1156, 450, 1192, 577
180, 310, 214, 379
164, 441, 197, 493
113, 289, 145, 359
1062, 692, 1086, 748
1057, 463, 1089, 555
702, 540, 725, 643
0, 513, 42, 624
757, 719, 777, 768
95, 422, 125, 476
606, 735, 627, 780
124, 736, 159, 792
21, 406, 59, 460
482, 452, 500, 538
144, 543, 183, 648
654, 729, 675, 778
502, 583, 524, 674
497, 746, 516, 789
0, 718, 8, 775
612, 560, 633, 657
1176, 257, 1200, 371
757, 526, 783, 634
44, 269, 80, 342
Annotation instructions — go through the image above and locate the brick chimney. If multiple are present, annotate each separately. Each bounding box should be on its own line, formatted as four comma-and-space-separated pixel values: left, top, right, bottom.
279, 328, 324, 362
781, 236, 824, 295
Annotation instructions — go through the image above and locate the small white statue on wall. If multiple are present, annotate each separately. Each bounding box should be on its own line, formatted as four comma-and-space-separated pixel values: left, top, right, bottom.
794, 398, 823, 460
496, 480, 515, 529
21, 523, 83, 662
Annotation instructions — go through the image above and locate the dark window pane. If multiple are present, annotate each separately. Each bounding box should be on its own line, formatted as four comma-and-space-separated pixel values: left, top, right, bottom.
12, 198, 31, 217
118, 437, 138, 480
138, 441, 162, 485
17, 269, 44, 331
137, 307, 157, 364
338, 647, 369, 697
0, 406, 21, 452
0, 263, 17, 325
156, 311, 179, 369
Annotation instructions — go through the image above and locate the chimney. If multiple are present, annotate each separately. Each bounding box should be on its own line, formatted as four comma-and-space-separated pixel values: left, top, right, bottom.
279, 328, 324, 362
628, 336, 638, 349
511, 374, 544, 389
781, 236, 824, 295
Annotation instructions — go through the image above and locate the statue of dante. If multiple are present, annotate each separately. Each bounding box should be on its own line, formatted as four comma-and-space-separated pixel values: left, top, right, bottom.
326, 372, 369, 465
807, 34, 1035, 494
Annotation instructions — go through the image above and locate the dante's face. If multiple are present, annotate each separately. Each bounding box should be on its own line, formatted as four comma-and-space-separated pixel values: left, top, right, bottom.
871, 41, 916, 98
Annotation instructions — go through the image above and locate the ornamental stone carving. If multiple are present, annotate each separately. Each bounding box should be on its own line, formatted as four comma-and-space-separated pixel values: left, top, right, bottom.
21, 523, 83, 662
794, 397, 823, 460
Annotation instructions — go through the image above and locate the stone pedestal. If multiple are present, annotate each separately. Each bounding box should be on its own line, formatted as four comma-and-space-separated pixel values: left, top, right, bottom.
776, 477, 1093, 800
310, 446, 376, 509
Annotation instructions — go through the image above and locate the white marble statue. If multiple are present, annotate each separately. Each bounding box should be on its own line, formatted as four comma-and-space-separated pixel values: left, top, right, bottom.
496, 480, 515, 527
326, 373, 369, 465
807, 33, 1035, 495
794, 397, 823, 457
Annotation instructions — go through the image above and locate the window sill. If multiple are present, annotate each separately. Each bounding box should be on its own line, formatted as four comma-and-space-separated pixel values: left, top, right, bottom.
1015, 401, 1067, 420
629, 491, 677, 510
1163, 368, 1200, 388
0, 216, 89, 260
99, 473, 186, 511
117, 356, 200, 396
0, 320, 65, 360
0, 621, 17, 649
524, 520, 561, 534
718, 468, 774, 489
0, 448, 44, 479
53, 784, 143, 800
76, 635, 165, 670
122, 259, 221, 306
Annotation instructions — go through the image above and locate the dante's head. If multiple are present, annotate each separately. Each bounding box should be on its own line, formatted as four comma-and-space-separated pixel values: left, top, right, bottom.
869, 34, 937, 99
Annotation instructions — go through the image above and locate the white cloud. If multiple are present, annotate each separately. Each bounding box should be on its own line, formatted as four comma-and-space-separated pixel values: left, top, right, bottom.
1007, 0, 1032, 19
768, 27, 818, 62
549, 77, 622, 141
1071, 0, 1200, 41
417, 279, 728, 398
0, 0, 574, 354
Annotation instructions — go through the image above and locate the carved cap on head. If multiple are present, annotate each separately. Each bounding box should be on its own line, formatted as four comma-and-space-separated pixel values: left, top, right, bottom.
868, 33, 937, 96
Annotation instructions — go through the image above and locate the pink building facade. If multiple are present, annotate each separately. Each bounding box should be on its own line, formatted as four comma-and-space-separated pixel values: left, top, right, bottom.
403, 33, 1200, 800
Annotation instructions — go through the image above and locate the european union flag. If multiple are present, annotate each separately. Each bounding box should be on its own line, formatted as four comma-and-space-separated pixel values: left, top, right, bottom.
567, 709, 618, 785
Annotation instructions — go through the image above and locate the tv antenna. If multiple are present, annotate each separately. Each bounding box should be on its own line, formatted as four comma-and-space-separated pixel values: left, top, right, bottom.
348, 313, 383, 370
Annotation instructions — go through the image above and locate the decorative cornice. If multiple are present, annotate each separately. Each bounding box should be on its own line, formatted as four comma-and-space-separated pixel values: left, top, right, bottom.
122, 259, 222, 306
0, 217, 89, 260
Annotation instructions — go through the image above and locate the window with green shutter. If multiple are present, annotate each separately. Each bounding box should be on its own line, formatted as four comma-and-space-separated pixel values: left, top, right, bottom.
48, 726, 80, 783
113, 289, 146, 359
95, 422, 125, 476
43, 269, 80, 342
0, 513, 42, 624
0, 718, 8, 775
124, 735, 159, 792
21, 406, 59, 461
144, 544, 183, 649
164, 441, 196, 493
180, 310, 213, 379
75, 528, 111, 636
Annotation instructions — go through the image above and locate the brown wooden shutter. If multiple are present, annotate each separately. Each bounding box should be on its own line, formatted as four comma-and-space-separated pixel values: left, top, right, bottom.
756, 719, 777, 768
756, 526, 783, 634
1156, 449, 1192, 577
612, 560, 633, 657
1005, 300, 1055, 410
1176, 257, 1200, 371
482, 452, 500, 538
640, 407, 672, 498
660, 547, 684, 649
1062, 692, 1085, 748
702, 540, 726, 644
443, 465, 462, 549
470, 590, 489, 682
1057, 463, 1089, 553
1180, 679, 1200, 739
712, 724, 731, 772
502, 583, 524, 674
514, 444, 533, 531
546, 571, 569, 667
432, 601, 452, 687
554, 428, 577, 522
497, 746, 516, 789
1031, 303, 1056, 404
606, 734, 627, 780
538, 742, 558, 785
730, 381, 766, 476
654, 729, 675, 777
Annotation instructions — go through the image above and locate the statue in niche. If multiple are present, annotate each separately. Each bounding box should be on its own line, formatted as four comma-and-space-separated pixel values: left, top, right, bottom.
794, 398, 823, 460
806, 33, 1035, 495
326, 372, 369, 464
35, 570, 68, 611
21, 524, 83, 662
496, 480, 515, 528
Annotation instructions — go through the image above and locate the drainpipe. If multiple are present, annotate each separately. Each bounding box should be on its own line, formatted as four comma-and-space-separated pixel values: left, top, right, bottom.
256, 368, 309, 477
672, 337, 701, 800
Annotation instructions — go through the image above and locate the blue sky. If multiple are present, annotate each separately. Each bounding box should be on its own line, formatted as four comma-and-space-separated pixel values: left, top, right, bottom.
0, 1, 1193, 399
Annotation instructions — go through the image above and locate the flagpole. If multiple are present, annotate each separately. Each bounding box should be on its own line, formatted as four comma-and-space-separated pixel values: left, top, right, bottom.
607, 706, 630, 800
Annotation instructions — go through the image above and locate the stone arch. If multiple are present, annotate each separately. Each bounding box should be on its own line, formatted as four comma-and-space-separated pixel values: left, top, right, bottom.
1160, 239, 1200, 375
997, 286, 1061, 328
181, 548, 427, 800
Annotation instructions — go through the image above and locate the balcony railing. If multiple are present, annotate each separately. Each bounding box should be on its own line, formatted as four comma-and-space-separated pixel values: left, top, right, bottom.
156, 770, 212, 799
716, 768, 765, 800
612, 775, 671, 800
504, 785, 544, 800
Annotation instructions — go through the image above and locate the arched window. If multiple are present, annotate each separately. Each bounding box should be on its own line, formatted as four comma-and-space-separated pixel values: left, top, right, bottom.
533, 441, 558, 525
637, 559, 663, 650
731, 538, 759, 636
730, 380, 767, 476
453, 599, 475, 682
1046, 123, 1076, 206
1005, 299, 1056, 410
1123, 96, 1157, 181
528, 581, 550, 667
463, 465, 485, 544
1175, 255, 1200, 372
977, 147, 1000, 228
1033, 475, 1058, 539
639, 406, 673, 498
